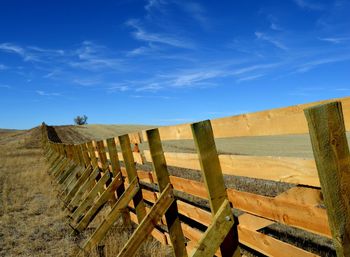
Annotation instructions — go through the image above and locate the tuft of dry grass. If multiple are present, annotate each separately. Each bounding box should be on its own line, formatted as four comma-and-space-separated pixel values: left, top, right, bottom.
78, 217, 172, 257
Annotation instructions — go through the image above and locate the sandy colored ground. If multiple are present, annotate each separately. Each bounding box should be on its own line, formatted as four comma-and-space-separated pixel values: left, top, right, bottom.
0, 128, 77, 257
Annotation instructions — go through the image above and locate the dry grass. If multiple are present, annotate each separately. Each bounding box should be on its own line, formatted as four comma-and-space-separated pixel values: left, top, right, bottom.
0, 128, 170, 257
0, 129, 76, 257
79, 216, 172, 257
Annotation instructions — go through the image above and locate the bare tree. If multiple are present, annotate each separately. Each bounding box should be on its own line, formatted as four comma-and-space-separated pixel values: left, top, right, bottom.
74, 115, 88, 125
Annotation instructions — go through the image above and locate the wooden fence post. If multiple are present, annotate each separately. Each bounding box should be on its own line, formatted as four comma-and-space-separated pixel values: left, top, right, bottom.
119, 134, 147, 222
191, 120, 241, 257
106, 137, 131, 222
96, 140, 109, 171
304, 101, 350, 257
87, 141, 99, 169
146, 128, 188, 257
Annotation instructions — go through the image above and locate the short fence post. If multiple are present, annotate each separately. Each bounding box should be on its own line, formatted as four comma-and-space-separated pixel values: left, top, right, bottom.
304, 101, 350, 257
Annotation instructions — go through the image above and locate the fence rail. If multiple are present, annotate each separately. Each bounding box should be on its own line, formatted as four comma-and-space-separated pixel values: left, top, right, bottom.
41, 96, 350, 257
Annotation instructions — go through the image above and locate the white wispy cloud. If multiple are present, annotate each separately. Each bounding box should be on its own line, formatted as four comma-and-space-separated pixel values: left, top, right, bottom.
335, 88, 350, 91
73, 78, 101, 86
230, 63, 279, 76
69, 41, 122, 71
236, 74, 265, 83
319, 37, 350, 44
0, 64, 8, 70
267, 15, 283, 31
171, 70, 221, 87
255, 32, 288, 50
126, 19, 194, 48
135, 83, 164, 92
130, 94, 173, 99
296, 56, 350, 72
0, 43, 25, 56
0, 84, 11, 89
180, 2, 208, 28
145, 0, 166, 12
0, 43, 65, 62
125, 62, 278, 92
293, 0, 324, 10
36, 90, 61, 96
0, 42, 35, 61
107, 83, 130, 92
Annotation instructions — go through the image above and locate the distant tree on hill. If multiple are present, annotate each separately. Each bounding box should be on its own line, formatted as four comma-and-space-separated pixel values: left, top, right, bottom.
74, 115, 88, 125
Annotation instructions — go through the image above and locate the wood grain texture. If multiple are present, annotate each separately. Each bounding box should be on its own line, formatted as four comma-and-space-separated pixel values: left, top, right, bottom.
143, 150, 319, 186
119, 134, 147, 222
305, 101, 350, 257
146, 128, 187, 257
117, 184, 175, 257
191, 120, 240, 257
81, 178, 140, 253
142, 96, 350, 141
189, 200, 236, 257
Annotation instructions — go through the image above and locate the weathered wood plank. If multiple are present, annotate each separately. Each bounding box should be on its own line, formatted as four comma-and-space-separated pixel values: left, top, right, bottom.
142, 96, 350, 141
96, 140, 109, 170
125, 169, 330, 237
86, 141, 98, 168
146, 128, 188, 257
305, 101, 350, 257
81, 178, 140, 253
73, 173, 124, 232
106, 137, 121, 176
119, 134, 147, 222
237, 225, 319, 257
67, 167, 100, 211
129, 211, 168, 245
226, 188, 331, 237
191, 120, 240, 257
63, 165, 93, 205
117, 184, 175, 257
143, 150, 319, 187
70, 172, 111, 222
190, 200, 235, 257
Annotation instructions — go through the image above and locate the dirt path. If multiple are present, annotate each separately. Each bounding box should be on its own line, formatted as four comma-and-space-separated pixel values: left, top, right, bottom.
0, 128, 77, 257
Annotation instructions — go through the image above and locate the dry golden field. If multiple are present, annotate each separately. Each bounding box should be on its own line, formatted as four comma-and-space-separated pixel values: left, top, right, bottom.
0, 127, 170, 257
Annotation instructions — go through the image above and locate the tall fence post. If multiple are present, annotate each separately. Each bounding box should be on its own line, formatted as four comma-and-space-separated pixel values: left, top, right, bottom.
304, 101, 350, 257
119, 134, 147, 222
191, 120, 241, 257
147, 128, 188, 257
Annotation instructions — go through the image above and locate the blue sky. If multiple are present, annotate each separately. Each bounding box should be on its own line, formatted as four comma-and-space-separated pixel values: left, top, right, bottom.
0, 0, 350, 129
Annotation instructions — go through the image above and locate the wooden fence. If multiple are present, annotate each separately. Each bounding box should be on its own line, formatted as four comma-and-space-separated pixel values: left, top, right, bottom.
41, 97, 350, 257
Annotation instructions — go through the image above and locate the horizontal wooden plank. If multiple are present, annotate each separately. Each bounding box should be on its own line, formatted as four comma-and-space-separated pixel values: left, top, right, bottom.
238, 213, 274, 231
141, 96, 350, 140
227, 188, 331, 238
143, 150, 320, 187
238, 225, 319, 257
132, 170, 330, 238
181, 222, 318, 257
